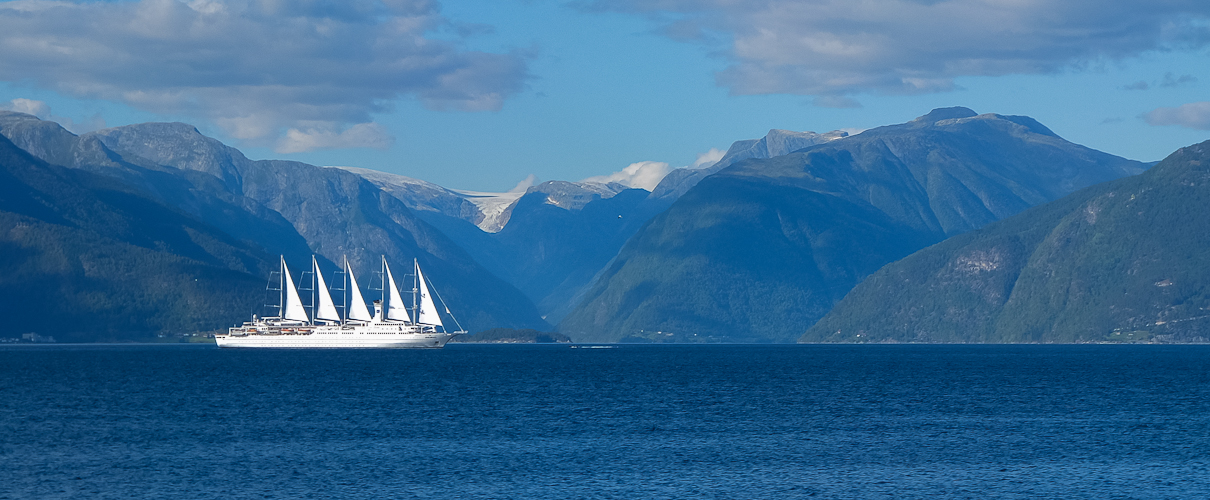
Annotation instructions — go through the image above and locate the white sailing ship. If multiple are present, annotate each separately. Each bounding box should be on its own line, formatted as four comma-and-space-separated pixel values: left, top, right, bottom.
216, 256, 465, 348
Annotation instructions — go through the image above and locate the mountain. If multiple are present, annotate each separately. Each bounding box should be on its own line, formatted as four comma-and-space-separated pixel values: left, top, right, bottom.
0, 133, 270, 341
345, 129, 853, 323
337, 166, 490, 228
489, 182, 669, 322
561, 107, 1147, 343
802, 140, 1210, 344
343, 165, 672, 322
0, 111, 317, 265
87, 122, 550, 333
649, 129, 848, 201
0, 112, 549, 334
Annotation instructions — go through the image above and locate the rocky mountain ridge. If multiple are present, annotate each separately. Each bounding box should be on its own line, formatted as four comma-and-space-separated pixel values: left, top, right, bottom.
0, 111, 550, 335
560, 107, 1148, 343
803, 139, 1210, 344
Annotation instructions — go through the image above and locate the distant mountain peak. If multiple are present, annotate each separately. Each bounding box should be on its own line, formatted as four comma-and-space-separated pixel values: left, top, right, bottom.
0, 110, 43, 123
648, 128, 849, 201
913, 107, 978, 123
527, 180, 630, 211
87, 122, 248, 190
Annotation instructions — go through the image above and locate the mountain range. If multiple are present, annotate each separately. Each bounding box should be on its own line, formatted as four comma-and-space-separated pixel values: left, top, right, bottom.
803, 140, 1210, 343
560, 108, 1147, 343
0, 111, 549, 340
339, 126, 855, 323
5, 106, 1196, 344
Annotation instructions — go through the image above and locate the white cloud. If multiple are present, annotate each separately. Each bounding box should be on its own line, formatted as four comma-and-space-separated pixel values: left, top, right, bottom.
276, 122, 394, 153
510, 174, 539, 193
1143, 102, 1210, 130
585, 1, 1210, 97
692, 147, 724, 169
6, 98, 50, 117
582, 161, 673, 191
583, 148, 725, 191
2, 98, 107, 134
0, 0, 528, 150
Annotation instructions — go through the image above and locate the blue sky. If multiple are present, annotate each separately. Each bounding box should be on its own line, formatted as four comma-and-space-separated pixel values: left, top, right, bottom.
1, 0, 1208, 191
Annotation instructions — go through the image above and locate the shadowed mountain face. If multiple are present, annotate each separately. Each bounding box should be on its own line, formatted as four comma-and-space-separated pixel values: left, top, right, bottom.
0, 133, 270, 341
489, 187, 671, 323
353, 169, 674, 323
88, 123, 550, 333
803, 140, 1210, 344
0, 112, 316, 266
0, 112, 549, 334
561, 108, 1148, 343
346, 130, 853, 324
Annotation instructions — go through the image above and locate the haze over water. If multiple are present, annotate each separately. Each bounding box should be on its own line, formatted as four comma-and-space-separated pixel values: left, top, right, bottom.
3, 344, 1209, 499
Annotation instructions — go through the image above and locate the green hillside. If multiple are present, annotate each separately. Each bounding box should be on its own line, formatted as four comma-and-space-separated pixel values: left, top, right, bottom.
0, 134, 269, 341
803, 140, 1210, 343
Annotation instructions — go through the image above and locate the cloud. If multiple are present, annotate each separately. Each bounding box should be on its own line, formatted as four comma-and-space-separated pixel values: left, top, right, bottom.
276, 122, 394, 153
692, 147, 724, 169
1143, 102, 1210, 130
1160, 72, 1198, 87
582, 148, 724, 191
582, 161, 673, 191
510, 174, 539, 193
5, 98, 50, 117
0, 0, 529, 150
584, 1, 1210, 97
1124, 73, 1197, 90
2, 98, 107, 133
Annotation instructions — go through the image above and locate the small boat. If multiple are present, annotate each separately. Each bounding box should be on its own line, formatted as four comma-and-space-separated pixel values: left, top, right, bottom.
216, 255, 466, 348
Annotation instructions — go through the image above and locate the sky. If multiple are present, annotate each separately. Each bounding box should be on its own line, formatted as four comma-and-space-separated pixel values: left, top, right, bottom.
0, 0, 1208, 192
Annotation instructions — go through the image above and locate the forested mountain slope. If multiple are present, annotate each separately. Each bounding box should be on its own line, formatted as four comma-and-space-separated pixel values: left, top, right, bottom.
803, 140, 1210, 344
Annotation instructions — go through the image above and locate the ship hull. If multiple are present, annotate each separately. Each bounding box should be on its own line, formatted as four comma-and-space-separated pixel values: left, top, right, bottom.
217, 324, 458, 349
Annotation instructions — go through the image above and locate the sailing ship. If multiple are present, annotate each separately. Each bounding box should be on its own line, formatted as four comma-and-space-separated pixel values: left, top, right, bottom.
216, 256, 465, 348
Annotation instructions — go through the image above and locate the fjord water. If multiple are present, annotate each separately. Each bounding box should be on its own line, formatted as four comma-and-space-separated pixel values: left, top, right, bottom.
3, 345, 1208, 499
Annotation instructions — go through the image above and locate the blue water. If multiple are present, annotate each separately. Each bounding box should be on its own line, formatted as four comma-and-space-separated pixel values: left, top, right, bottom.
2, 344, 1209, 499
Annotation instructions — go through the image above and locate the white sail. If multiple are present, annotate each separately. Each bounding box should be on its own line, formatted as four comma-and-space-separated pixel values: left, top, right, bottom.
281, 258, 309, 322
415, 260, 443, 328
384, 259, 409, 322
312, 256, 341, 322
346, 259, 373, 322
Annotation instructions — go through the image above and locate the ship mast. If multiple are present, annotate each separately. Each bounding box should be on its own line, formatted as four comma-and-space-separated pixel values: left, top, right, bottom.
310, 256, 317, 326
413, 258, 419, 324
380, 255, 387, 312
341, 256, 349, 326
278, 256, 286, 319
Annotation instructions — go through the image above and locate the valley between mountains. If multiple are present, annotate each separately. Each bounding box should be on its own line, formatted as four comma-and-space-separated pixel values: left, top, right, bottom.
4, 107, 1205, 343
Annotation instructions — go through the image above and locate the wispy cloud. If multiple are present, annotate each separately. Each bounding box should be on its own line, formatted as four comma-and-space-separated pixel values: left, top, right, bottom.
1123, 73, 1197, 91
0, 0, 530, 151
1143, 102, 1210, 130
277, 122, 394, 154
584, 1, 1210, 97
582, 147, 727, 191
582, 161, 672, 191
2, 98, 106, 134
1160, 72, 1198, 88
692, 148, 724, 169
